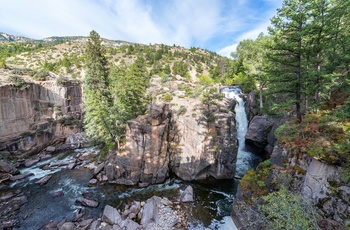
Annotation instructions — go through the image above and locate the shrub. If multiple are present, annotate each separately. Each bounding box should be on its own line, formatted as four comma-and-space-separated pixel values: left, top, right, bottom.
162, 92, 173, 102
259, 186, 319, 230
176, 105, 187, 116
199, 75, 213, 85
7, 75, 30, 90
161, 74, 172, 83
33, 70, 49, 81
0, 59, 7, 69
56, 76, 69, 86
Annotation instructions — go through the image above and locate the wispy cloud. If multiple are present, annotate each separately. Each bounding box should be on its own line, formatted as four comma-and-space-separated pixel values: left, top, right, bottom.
0, 0, 282, 56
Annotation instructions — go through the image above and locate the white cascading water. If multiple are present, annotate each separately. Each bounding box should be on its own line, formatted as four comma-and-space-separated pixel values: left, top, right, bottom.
222, 86, 259, 178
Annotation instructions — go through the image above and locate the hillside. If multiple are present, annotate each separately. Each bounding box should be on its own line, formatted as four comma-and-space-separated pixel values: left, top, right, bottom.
0, 33, 229, 85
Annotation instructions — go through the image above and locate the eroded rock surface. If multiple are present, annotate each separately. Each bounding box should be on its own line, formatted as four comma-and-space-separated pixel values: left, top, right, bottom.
107, 101, 238, 185
0, 82, 83, 159
245, 115, 273, 149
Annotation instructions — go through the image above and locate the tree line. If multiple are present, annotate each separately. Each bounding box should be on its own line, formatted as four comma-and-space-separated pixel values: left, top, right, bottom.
84, 30, 148, 150
231, 0, 349, 122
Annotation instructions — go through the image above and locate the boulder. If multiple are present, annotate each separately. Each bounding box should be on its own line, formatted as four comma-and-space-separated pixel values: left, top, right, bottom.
24, 158, 40, 167
88, 178, 97, 187
141, 196, 160, 226
119, 219, 141, 230
10, 173, 33, 181
59, 222, 75, 230
181, 185, 194, 203
89, 220, 101, 230
35, 174, 52, 185
245, 116, 273, 149
52, 191, 64, 198
75, 197, 99, 208
93, 163, 104, 175
102, 205, 121, 225
46, 146, 56, 152
0, 158, 18, 174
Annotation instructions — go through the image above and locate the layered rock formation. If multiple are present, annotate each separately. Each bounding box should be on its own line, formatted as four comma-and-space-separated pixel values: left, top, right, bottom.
170, 109, 237, 181
0, 81, 83, 158
106, 102, 238, 185
110, 103, 172, 185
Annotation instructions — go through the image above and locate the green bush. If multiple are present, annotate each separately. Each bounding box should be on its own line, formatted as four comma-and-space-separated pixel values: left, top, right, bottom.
259, 186, 319, 230
199, 75, 213, 85
0, 59, 7, 69
162, 92, 173, 102
33, 70, 49, 81
161, 74, 172, 83
7, 75, 30, 90
176, 105, 187, 116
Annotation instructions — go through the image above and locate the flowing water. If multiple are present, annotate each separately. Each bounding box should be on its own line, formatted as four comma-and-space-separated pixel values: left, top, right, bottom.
222, 86, 260, 178
1, 86, 260, 230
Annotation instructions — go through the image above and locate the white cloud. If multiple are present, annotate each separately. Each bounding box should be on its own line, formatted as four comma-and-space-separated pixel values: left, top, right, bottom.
0, 0, 282, 53
218, 43, 238, 58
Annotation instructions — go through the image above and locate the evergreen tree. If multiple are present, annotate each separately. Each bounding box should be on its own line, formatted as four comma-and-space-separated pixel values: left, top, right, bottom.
84, 30, 116, 147
109, 62, 148, 137
268, 0, 311, 122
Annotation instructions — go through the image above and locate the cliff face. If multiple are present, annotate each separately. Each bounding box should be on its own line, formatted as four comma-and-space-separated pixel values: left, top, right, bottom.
108, 102, 238, 186
170, 111, 237, 181
0, 81, 83, 157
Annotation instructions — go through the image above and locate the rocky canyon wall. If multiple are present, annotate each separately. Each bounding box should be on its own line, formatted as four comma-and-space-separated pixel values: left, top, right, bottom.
0, 81, 83, 157
106, 102, 238, 186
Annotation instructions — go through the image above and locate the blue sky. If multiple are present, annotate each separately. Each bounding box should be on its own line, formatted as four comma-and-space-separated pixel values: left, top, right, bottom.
0, 0, 282, 57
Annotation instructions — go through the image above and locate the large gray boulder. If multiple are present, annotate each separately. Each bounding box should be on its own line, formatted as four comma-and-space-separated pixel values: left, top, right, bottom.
0, 158, 18, 174
245, 116, 273, 149
181, 185, 194, 203
141, 196, 160, 226
102, 205, 122, 225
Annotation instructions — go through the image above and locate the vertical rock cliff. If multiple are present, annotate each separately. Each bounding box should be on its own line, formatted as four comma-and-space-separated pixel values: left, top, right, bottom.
0, 81, 83, 157
108, 101, 238, 186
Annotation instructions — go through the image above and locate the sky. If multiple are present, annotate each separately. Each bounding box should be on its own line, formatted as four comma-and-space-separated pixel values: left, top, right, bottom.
0, 0, 282, 57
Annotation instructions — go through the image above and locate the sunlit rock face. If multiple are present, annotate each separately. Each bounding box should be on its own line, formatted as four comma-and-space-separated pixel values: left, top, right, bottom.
0, 82, 83, 157
170, 110, 237, 181
113, 103, 171, 186
112, 102, 238, 186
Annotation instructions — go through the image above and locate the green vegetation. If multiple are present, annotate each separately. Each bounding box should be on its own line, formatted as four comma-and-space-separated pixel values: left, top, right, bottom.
200, 87, 223, 123
259, 186, 319, 230
275, 112, 350, 182
83, 31, 148, 151
233, 0, 350, 121
83, 30, 116, 149
161, 92, 173, 103
7, 75, 30, 90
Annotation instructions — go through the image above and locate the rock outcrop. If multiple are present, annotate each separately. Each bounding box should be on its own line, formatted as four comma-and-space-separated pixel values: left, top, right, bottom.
111, 103, 171, 186
107, 101, 238, 185
0, 81, 83, 158
245, 115, 273, 150
170, 110, 237, 181
232, 142, 350, 229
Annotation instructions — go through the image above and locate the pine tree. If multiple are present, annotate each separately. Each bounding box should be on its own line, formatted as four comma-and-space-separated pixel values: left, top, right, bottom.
268, 0, 311, 122
84, 30, 116, 147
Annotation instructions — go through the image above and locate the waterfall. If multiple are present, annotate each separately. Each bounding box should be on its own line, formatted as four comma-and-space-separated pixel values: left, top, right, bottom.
222, 86, 259, 178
